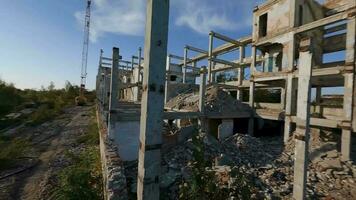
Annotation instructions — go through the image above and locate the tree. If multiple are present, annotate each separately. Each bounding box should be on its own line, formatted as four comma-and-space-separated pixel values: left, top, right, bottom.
48, 81, 55, 91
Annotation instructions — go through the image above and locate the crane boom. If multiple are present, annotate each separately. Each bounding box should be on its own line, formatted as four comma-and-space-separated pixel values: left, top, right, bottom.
76, 0, 91, 106
80, 0, 91, 95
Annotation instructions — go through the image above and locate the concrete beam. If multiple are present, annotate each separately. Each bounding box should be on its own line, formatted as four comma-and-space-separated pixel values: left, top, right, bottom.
137, 0, 169, 199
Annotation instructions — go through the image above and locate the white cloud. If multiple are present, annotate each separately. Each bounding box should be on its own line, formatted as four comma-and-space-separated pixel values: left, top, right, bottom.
174, 0, 237, 34
75, 0, 264, 41
173, 0, 262, 34
75, 0, 145, 42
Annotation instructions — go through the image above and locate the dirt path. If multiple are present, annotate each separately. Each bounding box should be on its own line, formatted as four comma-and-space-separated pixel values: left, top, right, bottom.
0, 106, 93, 200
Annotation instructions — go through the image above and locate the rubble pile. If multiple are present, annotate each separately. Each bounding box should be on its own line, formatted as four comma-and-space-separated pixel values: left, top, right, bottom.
124, 131, 356, 200
166, 86, 251, 115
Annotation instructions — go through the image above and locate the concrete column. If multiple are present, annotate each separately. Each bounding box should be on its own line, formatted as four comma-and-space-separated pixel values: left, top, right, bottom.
164, 56, 171, 104
248, 81, 255, 136
292, 38, 313, 200
280, 87, 286, 109
284, 74, 296, 143
108, 47, 119, 138
137, 0, 169, 199
199, 67, 207, 132
183, 47, 188, 83
345, 17, 356, 132
315, 86, 322, 115
208, 33, 214, 83
237, 45, 245, 101
342, 73, 354, 161
133, 53, 141, 102
248, 46, 256, 136
138, 47, 143, 82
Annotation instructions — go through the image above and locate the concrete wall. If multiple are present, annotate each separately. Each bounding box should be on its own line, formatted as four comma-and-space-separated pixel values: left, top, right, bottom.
112, 121, 141, 161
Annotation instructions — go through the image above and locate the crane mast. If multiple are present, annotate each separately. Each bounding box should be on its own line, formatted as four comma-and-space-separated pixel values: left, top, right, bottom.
80, 0, 91, 96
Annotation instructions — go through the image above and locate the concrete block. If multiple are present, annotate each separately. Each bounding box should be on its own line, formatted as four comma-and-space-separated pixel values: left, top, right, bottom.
218, 119, 234, 140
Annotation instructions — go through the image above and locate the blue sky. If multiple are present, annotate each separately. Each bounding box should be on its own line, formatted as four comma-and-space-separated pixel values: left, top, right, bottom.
0, 0, 264, 90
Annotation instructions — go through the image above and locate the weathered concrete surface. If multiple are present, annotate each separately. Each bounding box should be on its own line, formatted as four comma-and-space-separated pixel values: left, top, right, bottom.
218, 119, 234, 140
137, 0, 170, 199
113, 121, 140, 161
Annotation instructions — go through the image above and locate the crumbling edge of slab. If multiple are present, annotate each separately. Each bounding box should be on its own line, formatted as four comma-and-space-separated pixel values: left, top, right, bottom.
96, 108, 128, 200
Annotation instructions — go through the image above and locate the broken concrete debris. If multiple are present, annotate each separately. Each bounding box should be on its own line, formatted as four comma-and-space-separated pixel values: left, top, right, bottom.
121, 132, 356, 199
166, 86, 251, 115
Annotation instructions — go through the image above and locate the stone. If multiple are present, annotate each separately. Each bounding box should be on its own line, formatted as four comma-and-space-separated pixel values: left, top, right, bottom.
326, 150, 338, 158
160, 170, 181, 188
319, 159, 343, 171
218, 119, 234, 140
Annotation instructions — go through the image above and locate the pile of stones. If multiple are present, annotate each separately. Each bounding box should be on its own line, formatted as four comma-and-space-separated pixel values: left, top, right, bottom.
124, 132, 356, 199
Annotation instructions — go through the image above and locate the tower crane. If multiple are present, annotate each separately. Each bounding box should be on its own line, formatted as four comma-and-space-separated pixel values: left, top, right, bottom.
76, 0, 91, 106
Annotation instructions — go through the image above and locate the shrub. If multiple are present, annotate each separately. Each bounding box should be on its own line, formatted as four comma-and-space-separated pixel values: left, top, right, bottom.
0, 137, 31, 170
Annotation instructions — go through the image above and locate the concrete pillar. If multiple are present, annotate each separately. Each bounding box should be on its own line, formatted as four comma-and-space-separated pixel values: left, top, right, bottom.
284, 74, 295, 143
248, 46, 256, 136
108, 47, 119, 138
292, 38, 313, 200
280, 87, 286, 109
199, 67, 207, 132
315, 86, 322, 115
218, 119, 234, 140
137, 0, 169, 199
248, 81, 255, 136
164, 56, 171, 104
237, 45, 245, 101
208, 33, 214, 83
345, 17, 356, 132
183, 47, 188, 83
342, 73, 354, 161
133, 51, 141, 102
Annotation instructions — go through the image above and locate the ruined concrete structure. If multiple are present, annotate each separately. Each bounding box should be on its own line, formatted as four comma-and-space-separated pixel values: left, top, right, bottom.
96, 0, 356, 199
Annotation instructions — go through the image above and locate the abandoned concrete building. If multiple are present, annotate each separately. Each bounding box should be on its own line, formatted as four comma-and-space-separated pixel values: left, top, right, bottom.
96, 0, 356, 199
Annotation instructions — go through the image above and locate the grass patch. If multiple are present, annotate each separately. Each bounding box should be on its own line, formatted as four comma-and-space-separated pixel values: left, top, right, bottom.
0, 136, 31, 170
51, 110, 103, 200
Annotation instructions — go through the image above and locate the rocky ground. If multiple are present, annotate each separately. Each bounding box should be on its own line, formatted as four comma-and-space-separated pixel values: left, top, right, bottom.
0, 106, 95, 200
124, 129, 356, 200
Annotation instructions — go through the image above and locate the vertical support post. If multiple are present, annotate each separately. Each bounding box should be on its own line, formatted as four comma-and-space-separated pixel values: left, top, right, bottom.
132, 56, 135, 72
237, 45, 245, 100
292, 38, 313, 200
199, 67, 207, 132
342, 74, 353, 161
343, 16, 356, 161
208, 32, 214, 83
183, 47, 188, 83
315, 86, 322, 115
284, 34, 296, 143
134, 48, 142, 102
108, 47, 119, 138
248, 46, 256, 136
137, 0, 170, 199
138, 47, 143, 82
284, 74, 294, 143
164, 56, 171, 104
280, 87, 286, 109
97, 49, 104, 102
345, 16, 356, 132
